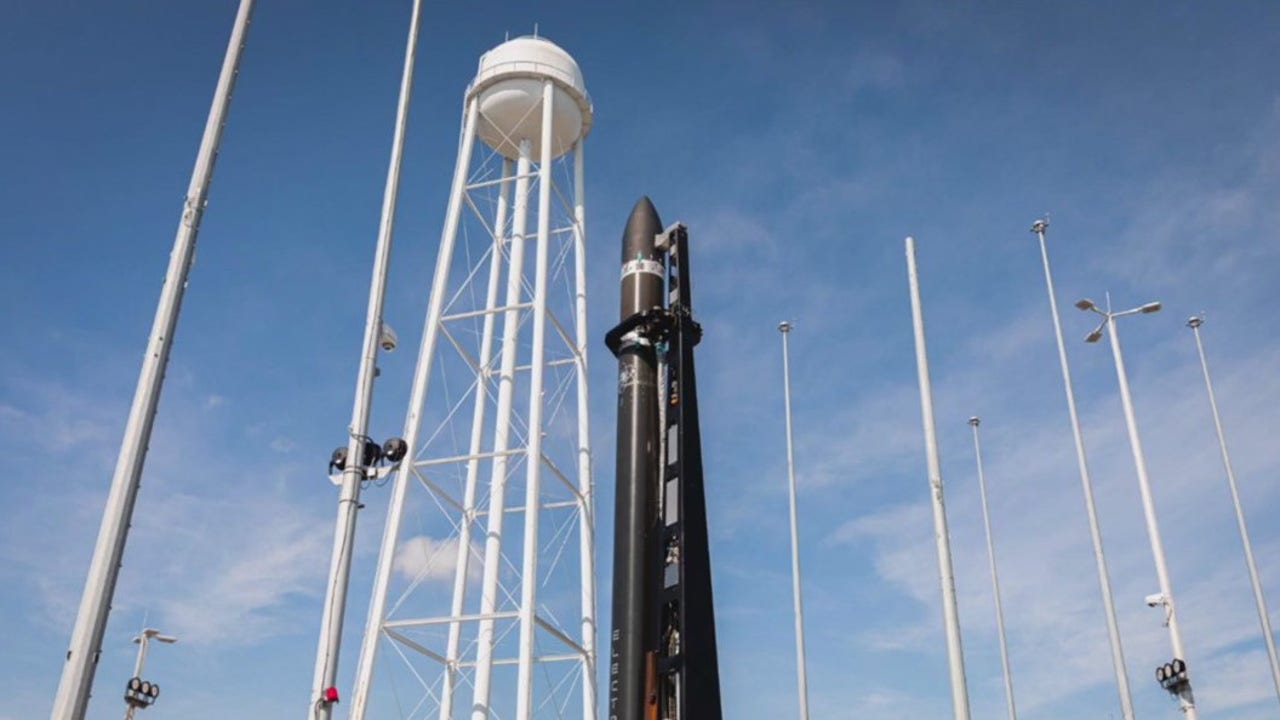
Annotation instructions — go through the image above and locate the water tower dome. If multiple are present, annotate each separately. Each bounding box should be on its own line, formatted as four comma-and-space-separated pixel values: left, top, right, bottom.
468, 36, 592, 161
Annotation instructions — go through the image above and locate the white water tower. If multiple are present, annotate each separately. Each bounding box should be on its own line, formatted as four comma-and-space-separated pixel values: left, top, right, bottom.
348, 36, 596, 720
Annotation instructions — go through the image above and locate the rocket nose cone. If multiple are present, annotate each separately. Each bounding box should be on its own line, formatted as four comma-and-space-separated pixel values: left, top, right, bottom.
622, 196, 663, 261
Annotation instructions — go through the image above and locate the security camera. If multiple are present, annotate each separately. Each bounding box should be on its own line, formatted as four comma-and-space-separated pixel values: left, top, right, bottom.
1145, 593, 1166, 608
379, 323, 398, 352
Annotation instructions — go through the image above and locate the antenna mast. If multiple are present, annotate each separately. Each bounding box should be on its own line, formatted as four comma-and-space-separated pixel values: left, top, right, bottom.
52, 2, 255, 716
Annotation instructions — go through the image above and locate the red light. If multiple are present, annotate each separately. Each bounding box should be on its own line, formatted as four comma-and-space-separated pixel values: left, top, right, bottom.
324, 686, 340, 703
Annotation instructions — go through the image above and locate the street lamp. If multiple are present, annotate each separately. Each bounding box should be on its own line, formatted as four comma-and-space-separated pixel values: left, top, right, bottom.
124, 628, 177, 719
1079, 295, 1197, 718
967, 417, 1017, 720
778, 320, 811, 720
1028, 219, 1135, 720
1186, 315, 1280, 704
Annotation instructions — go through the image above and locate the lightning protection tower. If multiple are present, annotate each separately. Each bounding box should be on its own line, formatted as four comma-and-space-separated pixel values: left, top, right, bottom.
348, 36, 596, 720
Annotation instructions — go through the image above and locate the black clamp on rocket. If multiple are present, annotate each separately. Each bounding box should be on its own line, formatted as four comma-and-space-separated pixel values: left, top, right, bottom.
606, 197, 722, 720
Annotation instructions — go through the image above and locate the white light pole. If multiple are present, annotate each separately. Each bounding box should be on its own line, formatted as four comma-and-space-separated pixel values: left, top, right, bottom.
52, 3, 255, 717
1186, 315, 1280, 703
905, 237, 972, 720
1080, 296, 1197, 718
124, 628, 176, 720
778, 321, 810, 720
967, 417, 1017, 720
309, 1, 422, 716
1028, 219, 1134, 720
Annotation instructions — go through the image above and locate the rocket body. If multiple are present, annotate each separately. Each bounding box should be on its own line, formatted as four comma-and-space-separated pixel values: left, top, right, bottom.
609, 197, 664, 720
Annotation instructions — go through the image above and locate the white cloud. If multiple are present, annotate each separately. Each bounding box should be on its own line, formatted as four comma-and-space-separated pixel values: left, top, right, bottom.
142, 494, 330, 645
393, 535, 478, 585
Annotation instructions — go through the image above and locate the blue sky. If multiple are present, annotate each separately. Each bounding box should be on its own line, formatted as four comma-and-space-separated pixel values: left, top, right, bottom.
2, 1, 1280, 718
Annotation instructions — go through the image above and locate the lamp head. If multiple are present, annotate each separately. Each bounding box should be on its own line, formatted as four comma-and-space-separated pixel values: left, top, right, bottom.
1140, 301, 1162, 314
1075, 298, 1096, 312
968, 416, 980, 427
1085, 326, 1105, 343
1030, 218, 1049, 234
1186, 315, 1203, 329
778, 321, 792, 333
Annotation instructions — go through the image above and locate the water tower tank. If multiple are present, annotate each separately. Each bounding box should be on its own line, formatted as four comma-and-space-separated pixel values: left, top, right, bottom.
468, 36, 592, 161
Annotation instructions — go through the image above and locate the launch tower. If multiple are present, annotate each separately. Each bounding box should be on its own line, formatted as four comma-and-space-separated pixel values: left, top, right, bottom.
605, 198, 723, 720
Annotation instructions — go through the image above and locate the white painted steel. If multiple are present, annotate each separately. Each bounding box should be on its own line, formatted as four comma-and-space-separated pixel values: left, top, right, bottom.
438, 158, 512, 720
778, 322, 811, 720
348, 97, 481, 719
1030, 221, 1135, 720
1101, 309, 1198, 718
123, 629, 175, 720
1188, 317, 1280, 703
473, 37, 591, 161
353, 40, 593, 719
514, 80, 556, 720
905, 237, 972, 720
51, 3, 255, 717
967, 418, 1017, 720
309, 3, 423, 716
572, 142, 599, 720
470, 138, 533, 718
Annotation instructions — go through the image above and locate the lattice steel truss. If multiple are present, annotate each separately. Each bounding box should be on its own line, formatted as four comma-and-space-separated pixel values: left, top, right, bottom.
349, 83, 596, 720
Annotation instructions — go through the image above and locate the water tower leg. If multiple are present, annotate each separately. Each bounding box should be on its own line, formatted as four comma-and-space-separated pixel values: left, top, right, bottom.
471, 137, 535, 718
439, 158, 513, 720
515, 79, 557, 720
572, 140, 599, 720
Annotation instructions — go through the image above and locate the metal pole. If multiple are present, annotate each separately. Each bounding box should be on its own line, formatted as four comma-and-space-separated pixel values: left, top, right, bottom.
778, 321, 811, 720
123, 635, 149, 720
51, 3, 255, 716
470, 136, 534, 719
905, 237, 971, 720
1029, 220, 1135, 720
124, 629, 174, 720
309, 1, 423, 715
571, 141, 599, 720
437, 158, 511, 720
1187, 316, 1280, 703
514, 80, 557, 720
1105, 316, 1197, 718
967, 417, 1018, 720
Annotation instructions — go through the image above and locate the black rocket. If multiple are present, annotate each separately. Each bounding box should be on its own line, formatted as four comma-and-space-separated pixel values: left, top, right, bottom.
606, 197, 722, 720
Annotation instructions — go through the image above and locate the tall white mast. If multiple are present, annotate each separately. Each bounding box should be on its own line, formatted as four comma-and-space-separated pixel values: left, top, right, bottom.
778, 321, 811, 720
967, 417, 1017, 720
349, 35, 596, 720
1028, 219, 1134, 720
905, 237, 972, 720
51, 2, 255, 716
308, 0, 424, 716
1187, 316, 1280, 703
1081, 296, 1197, 718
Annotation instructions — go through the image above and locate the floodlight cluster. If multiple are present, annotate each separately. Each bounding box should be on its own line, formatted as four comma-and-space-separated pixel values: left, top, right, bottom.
1155, 658, 1190, 693
124, 676, 160, 708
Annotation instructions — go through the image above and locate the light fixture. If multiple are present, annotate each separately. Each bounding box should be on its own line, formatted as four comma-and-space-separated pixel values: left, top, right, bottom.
382, 437, 408, 463
1075, 298, 1096, 311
